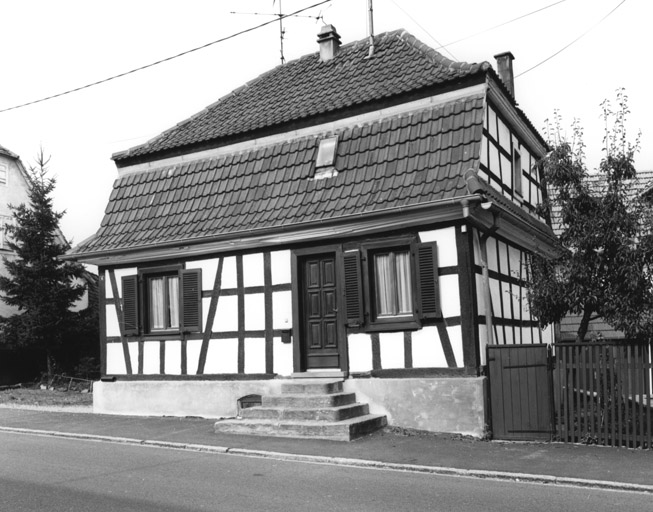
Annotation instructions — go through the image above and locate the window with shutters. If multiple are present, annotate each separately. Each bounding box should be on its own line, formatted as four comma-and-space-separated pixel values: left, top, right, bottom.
121, 266, 202, 336
343, 239, 441, 332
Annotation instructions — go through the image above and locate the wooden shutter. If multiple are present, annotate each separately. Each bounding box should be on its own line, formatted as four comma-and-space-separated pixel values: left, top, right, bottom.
180, 268, 202, 333
415, 242, 441, 319
343, 250, 364, 326
121, 275, 139, 336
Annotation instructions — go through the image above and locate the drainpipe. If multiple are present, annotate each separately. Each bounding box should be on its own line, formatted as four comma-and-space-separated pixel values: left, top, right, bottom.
463, 199, 499, 346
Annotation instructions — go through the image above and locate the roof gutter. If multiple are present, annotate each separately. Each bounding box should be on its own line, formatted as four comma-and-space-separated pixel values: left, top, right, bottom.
66, 194, 486, 266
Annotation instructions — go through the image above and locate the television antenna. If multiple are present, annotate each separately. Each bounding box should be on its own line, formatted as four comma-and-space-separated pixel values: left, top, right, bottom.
231, 1, 328, 65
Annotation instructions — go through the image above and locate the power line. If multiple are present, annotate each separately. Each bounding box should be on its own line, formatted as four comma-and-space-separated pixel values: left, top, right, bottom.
437, 0, 568, 50
0, 0, 331, 114
516, 0, 627, 78
388, 0, 457, 60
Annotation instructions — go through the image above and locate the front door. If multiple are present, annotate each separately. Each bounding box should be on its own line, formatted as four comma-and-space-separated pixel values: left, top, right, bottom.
301, 253, 340, 369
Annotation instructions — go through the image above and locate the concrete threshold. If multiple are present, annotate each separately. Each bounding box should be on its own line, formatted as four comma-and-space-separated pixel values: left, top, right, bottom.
1, 426, 652, 495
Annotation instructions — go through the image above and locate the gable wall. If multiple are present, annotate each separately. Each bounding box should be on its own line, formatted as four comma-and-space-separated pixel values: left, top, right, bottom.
478, 103, 544, 218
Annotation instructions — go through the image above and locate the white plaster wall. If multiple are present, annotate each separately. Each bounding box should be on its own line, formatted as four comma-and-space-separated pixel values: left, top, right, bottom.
497, 116, 511, 153
204, 339, 238, 374
186, 339, 202, 375
272, 290, 292, 330
215, 296, 238, 332
439, 275, 460, 318
164, 340, 182, 375
244, 293, 265, 331
243, 253, 264, 287
448, 326, 464, 368
221, 256, 238, 289
106, 343, 126, 374
271, 250, 291, 285
273, 337, 293, 376
379, 332, 404, 369
348, 333, 373, 372
244, 337, 266, 373
344, 377, 487, 437
411, 326, 445, 367
105, 304, 120, 337
142, 341, 160, 374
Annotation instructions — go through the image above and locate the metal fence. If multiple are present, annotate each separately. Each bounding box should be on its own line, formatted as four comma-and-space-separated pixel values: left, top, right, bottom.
554, 341, 652, 449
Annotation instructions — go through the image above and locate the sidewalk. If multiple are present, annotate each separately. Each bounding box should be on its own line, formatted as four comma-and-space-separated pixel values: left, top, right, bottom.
0, 406, 651, 493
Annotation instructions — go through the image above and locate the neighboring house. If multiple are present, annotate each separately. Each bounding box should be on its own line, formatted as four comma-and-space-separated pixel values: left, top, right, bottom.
68, 27, 558, 436
0, 144, 35, 319
555, 170, 653, 341
0, 144, 97, 384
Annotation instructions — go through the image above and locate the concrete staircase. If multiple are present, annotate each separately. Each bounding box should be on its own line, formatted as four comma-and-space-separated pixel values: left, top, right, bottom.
213, 379, 387, 441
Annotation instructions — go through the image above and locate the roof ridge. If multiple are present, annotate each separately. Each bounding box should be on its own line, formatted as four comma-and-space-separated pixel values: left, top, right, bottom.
113, 27, 490, 163
393, 29, 490, 73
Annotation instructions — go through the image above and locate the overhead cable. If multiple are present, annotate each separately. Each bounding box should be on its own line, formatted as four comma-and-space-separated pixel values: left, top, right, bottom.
0, 0, 331, 114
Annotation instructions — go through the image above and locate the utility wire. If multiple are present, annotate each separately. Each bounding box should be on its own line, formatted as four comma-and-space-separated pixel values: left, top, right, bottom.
0, 0, 331, 114
516, 0, 627, 78
436, 0, 568, 51
388, 0, 457, 60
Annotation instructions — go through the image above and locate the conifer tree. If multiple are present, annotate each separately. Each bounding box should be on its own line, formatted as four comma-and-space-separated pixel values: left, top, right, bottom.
0, 151, 85, 377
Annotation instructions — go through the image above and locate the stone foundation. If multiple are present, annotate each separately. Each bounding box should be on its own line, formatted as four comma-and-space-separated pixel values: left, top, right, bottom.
93, 376, 487, 437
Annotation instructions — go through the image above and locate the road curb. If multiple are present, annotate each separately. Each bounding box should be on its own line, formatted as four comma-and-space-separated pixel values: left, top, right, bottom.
2, 426, 652, 495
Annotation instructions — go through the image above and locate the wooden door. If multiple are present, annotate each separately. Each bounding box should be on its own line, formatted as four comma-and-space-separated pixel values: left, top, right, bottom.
302, 254, 340, 369
487, 344, 554, 440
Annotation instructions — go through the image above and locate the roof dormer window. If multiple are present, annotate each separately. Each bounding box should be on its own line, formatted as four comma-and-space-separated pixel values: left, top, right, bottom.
314, 136, 338, 180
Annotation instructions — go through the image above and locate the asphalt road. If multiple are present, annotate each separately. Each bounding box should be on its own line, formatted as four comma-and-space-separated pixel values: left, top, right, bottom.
0, 432, 649, 512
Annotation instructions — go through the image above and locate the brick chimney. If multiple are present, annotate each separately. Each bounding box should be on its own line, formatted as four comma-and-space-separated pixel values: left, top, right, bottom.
317, 25, 341, 62
494, 51, 515, 99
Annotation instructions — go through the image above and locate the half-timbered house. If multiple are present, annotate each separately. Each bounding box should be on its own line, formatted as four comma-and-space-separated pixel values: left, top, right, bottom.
69, 27, 558, 437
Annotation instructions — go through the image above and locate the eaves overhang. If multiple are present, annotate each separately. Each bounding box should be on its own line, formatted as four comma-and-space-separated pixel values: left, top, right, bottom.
465, 199, 561, 259
66, 195, 486, 267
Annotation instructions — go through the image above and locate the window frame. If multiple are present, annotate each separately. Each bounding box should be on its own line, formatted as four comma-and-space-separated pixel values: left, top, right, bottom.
143, 271, 181, 334
513, 148, 523, 198
361, 238, 421, 332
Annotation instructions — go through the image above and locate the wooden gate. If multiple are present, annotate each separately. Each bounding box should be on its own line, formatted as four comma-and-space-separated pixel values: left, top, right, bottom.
487, 344, 554, 440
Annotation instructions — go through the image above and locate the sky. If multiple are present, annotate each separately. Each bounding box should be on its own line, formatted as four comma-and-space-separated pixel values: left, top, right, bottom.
0, 0, 650, 249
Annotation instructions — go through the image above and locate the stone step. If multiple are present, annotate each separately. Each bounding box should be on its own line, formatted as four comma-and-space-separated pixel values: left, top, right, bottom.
214, 414, 388, 441
263, 392, 356, 408
281, 379, 343, 395
240, 402, 369, 422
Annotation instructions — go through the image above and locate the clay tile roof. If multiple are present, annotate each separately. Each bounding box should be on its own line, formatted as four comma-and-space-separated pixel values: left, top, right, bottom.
113, 29, 489, 163
72, 94, 489, 256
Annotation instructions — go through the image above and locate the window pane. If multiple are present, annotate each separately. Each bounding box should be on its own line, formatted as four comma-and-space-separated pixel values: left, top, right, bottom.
395, 250, 413, 314
168, 276, 179, 329
374, 253, 395, 315
149, 277, 165, 330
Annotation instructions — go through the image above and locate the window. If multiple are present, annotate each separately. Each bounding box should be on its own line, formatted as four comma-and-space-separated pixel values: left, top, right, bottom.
0, 164, 7, 186
314, 136, 338, 180
372, 249, 413, 318
147, 274, 180, 331
343, 240, 440, 331
0, 216, 11, 249
121, 267, 202, 336
513, 149, 522, 197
